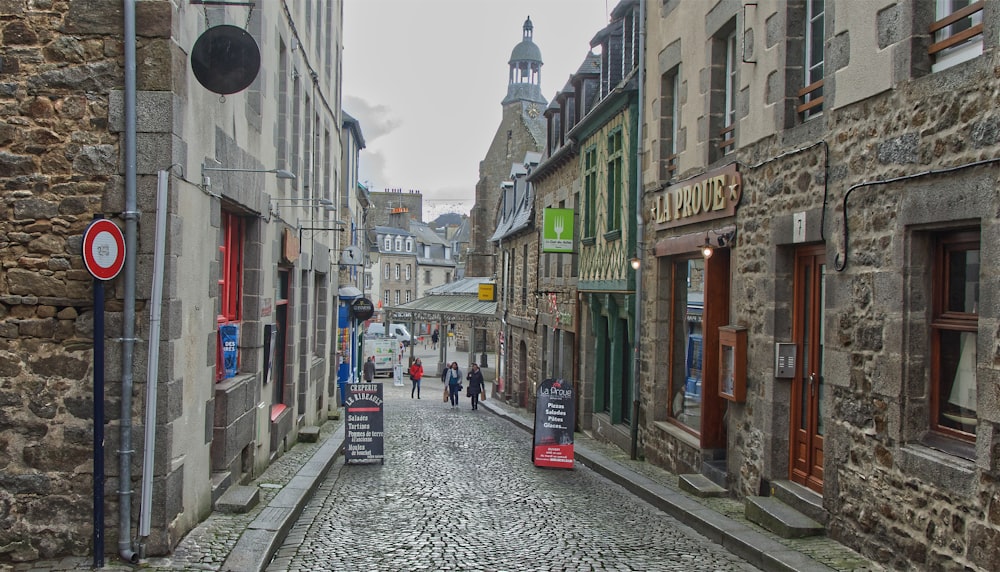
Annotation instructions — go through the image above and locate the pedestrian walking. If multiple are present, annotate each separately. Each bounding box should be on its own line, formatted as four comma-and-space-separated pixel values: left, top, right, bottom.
363, 356, 375, 382
444, 362, 462, 408
409, 358, 423, 399
466, 363, 485, 411
431, 328, 439, 350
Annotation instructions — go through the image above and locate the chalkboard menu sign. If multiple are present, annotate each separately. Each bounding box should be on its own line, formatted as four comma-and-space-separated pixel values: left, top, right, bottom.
532, 378, 575, 468
344, 383, 385, 464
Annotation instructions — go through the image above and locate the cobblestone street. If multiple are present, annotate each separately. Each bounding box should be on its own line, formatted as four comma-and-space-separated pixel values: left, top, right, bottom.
267, 377, 762, 572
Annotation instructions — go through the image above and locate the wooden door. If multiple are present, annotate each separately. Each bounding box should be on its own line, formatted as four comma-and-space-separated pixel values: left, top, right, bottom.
790, 245, 825, 492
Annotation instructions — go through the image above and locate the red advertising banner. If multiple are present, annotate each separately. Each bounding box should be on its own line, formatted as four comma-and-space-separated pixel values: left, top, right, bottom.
532, 378, 575, 468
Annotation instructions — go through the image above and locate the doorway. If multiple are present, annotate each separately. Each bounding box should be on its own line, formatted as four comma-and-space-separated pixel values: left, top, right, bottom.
790, 245, 826, 492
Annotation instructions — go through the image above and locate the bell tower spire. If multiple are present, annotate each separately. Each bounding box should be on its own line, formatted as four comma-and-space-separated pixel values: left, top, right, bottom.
503, 16, 545, 105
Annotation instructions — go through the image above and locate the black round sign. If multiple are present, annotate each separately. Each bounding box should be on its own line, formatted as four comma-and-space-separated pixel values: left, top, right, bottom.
190, 25, 261, 95
351, 298, 375, 321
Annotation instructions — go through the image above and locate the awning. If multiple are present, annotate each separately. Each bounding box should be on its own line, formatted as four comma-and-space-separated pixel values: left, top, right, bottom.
338, 285, 364, 299
385, 277, 498, 326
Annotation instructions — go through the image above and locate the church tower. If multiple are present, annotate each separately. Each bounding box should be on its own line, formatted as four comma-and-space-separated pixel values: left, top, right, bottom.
467, 16, 547, 277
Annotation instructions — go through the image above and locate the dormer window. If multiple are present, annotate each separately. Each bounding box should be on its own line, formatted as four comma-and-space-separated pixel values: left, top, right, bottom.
383, 236, 391, 252
394, 237, 402, 251
405, 238, 413, 252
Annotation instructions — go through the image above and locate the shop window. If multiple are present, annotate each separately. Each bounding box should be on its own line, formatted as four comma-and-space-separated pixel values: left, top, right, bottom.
670, 257, 704, 433
930, 0, 984, 72
931, 229, 979, 441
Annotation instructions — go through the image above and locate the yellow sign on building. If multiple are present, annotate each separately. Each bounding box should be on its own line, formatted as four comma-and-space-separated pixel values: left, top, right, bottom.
478, 283, 496, 301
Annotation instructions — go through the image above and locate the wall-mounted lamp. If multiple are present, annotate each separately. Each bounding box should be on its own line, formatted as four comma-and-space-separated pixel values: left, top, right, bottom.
629, 257, 641, 270
701, 237, 714, 259
271, 198, 336, 218
202, 163, 296, 186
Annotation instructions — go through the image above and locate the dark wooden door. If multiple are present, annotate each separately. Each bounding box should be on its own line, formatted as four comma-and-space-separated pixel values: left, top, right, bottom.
790, 245, 825, 492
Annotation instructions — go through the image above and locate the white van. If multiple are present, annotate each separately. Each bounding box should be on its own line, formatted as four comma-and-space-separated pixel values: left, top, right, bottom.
366, 323, 412, 346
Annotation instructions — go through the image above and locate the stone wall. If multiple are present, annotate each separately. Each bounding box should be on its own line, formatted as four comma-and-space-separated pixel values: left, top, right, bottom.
724, 56, 1000, 570
0, 1, 171, 561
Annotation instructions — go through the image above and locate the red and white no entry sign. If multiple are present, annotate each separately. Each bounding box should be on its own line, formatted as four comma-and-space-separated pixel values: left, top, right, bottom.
83, 219, 126, 281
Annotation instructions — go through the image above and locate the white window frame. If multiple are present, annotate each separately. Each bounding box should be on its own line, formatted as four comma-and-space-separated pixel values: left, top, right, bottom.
724, 31, 737, 131
803, 0, 825, 120
932, 0, 984, 72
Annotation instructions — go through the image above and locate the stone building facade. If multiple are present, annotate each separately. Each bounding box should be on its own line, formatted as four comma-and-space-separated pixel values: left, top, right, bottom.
637, 1, 1000, 570
0, 1, 343, 563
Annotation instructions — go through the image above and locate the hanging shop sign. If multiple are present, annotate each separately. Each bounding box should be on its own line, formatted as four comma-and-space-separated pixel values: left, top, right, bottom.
651, 164, 741, 229
542, 208, 575, 253
532, 378, 575, 469
344, 383, 385, 464
351, 297, 375, 321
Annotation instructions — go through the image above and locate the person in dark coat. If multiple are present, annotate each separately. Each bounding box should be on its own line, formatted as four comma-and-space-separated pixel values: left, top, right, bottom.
431, 328, 439, 349
466, 363, 485, 411
362, 356, 376, 382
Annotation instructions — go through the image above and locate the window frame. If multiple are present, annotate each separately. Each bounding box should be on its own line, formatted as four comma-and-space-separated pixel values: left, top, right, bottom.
799, 0, 825, 120
219, 211, 245, 323
606, 128, 624, 233
929, 229, 980, 442
930, 0, 984, 72
583, 145, 598, 239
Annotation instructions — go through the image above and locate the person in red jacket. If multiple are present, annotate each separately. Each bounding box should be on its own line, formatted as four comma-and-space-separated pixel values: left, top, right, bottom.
409, 358, 424, 399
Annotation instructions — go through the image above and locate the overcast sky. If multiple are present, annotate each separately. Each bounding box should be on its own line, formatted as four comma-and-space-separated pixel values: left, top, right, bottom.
342, 0, 613, 220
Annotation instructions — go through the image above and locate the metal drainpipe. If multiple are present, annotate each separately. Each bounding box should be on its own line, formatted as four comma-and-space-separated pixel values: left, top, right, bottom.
629, 0, 646, 460
118, 0, 139, 563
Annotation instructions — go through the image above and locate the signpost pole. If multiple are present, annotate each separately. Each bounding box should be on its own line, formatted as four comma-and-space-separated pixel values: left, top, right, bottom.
92, 278, 105, 568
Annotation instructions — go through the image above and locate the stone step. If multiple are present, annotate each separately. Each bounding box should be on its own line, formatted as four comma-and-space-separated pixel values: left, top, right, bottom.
745, 496, 825, 538
214, 485, 260, 514
298, 425, 321, 443
701, 458, 728, 489
679, 473, 728, 498
769, 479, 828, 525
210, 471, 231, 505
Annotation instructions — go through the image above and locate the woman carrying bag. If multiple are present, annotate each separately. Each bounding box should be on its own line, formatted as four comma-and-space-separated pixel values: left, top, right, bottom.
466, 363, 485, 411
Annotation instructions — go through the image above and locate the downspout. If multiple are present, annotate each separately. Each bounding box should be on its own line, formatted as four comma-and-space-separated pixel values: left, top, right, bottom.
629, 0, 646, 460
119, 0, 140, 563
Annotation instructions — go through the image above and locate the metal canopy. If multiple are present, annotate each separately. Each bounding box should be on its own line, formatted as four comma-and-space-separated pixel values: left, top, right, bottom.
385, 277, 497, 327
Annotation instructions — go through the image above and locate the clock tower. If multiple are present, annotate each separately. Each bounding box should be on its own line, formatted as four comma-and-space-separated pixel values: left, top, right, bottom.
467, 16, 548, 278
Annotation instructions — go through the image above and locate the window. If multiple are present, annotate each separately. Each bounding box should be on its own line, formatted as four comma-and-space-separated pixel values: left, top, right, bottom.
383, 290, 390, 306
424, 270, 431, 285
405, 238, 413, 252
606, 129, 623, 233
424, 245, 430, 258
219, 212, 245, 323
721, 30, 737, 155
445, 272, 451, 282
394, 263, 400, 280
365, 273, 372, 289
799, 0, 825, 120
521, 244, 528, 306
405, 264, 411, 281
384, 236, 391, 251
931, 229, 979, 440
660, 66, 680, 180
384, 263, 390, 280
670, 257, 705, 434
930, 0, 984, 72
405, 290, 412, 303
395, 237, 402, 251
583, 146, 598, 238
394, 290, 401, 305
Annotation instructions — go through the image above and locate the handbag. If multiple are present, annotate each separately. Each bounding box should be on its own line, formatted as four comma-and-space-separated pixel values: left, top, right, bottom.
480, 387, 487, 400
442, 386, 448, 402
